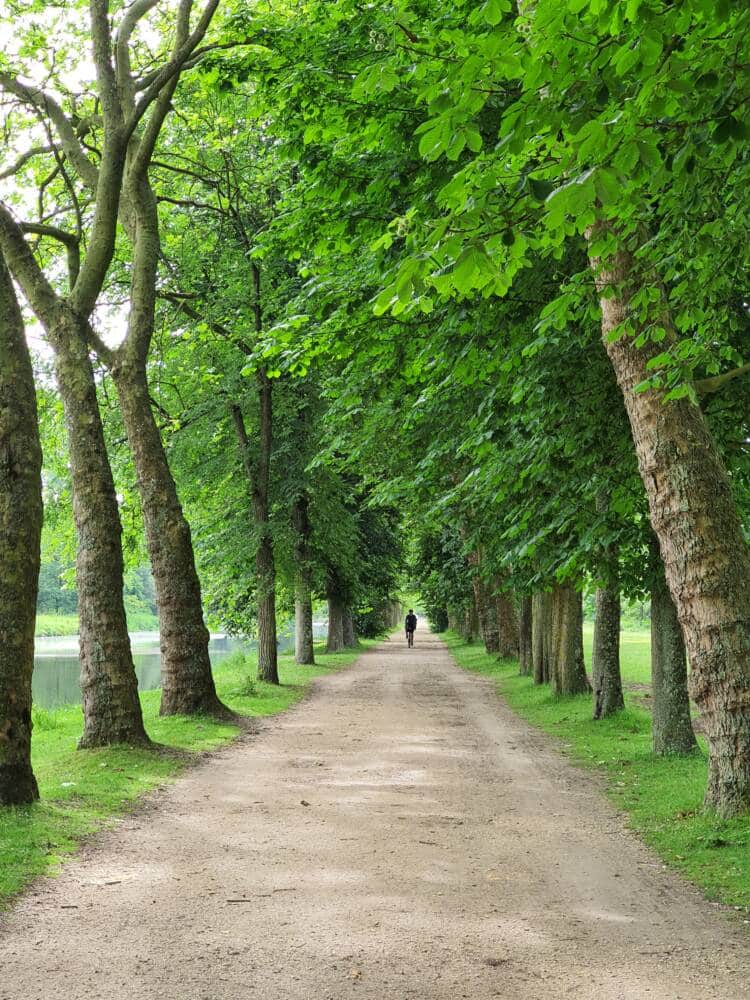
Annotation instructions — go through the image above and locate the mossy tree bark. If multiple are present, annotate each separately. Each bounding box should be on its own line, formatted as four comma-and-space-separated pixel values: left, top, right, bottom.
550, 584, 590, 697
590, 228, 750, 815
0, 254, 42, 804
651, 559, 698, 756
518, 596, 533, 676
592, 587, 624, 719
57, 319, 149, 747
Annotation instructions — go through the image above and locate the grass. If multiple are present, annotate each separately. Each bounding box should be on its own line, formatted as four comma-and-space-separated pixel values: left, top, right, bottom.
583, 623, 652, 685
0, 640, 371, 907
35, 612, 160, 637
444, 631, 750, 915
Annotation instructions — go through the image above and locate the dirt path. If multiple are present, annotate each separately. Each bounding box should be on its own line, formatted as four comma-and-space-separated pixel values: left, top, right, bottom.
2, 628, 750, 999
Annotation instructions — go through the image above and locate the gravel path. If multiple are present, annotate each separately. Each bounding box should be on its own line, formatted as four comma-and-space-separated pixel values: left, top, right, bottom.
2, 626, 750, 999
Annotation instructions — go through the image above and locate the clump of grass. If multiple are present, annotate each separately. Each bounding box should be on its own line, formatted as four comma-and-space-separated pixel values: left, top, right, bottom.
445, 632, 750, 912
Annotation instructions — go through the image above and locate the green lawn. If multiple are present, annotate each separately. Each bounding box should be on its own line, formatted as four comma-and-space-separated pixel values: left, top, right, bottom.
444, 632, 750, 915
0, 641, 369, 906
35, 612, 160, 637
583, 623, 652, 685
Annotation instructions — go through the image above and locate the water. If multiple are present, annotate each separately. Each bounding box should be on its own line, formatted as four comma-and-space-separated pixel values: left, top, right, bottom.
32, 625, 325, 710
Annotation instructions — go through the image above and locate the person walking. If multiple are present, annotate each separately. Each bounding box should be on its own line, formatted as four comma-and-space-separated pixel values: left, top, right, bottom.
405, 609, 418, 647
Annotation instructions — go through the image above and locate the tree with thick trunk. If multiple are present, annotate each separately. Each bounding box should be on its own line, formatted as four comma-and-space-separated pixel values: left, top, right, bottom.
589, 227, 750, 815
518, 596, 533, 675
0, 254, 42, 804
292, 494, 315, 665
651, 558, 698, 756
550, 583, 590, 697
592, 586, 624, 719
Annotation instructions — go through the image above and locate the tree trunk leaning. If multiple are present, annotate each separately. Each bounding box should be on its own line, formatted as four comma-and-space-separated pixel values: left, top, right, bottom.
651, 572, 698, 756
592, 586, 624, 719
589, 226, 750, 815
114, 366, 229, 717
550, 584, 590, 697
55, 319, 149, 748
0, 255, 42, 804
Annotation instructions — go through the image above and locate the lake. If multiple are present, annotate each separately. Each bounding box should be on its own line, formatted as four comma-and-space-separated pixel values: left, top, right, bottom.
33, 624, 327, 710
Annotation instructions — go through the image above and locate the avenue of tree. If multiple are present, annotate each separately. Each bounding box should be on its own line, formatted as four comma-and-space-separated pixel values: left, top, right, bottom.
1, 0, 749, 823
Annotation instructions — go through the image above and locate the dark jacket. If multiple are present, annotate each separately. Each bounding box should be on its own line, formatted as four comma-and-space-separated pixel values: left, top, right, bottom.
405, 613, 417, 632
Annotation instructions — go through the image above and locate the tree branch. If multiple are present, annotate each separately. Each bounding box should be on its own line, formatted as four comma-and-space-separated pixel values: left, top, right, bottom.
0, 75, 98, 188
0, 203, 61, 332
694, 363, 750, 396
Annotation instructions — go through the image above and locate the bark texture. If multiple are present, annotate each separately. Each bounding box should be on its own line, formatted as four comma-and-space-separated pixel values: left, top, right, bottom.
0, 255, 41, 804
532, 591, 552, 685
592, 587, 624, 719
497, 589, 519, 659
342, 610, 358, 648
55, 317, 148, 747
518, 596, 533, 676
589, 227, 750, 814
550, 584, 590, 697
651, 571, 698, 756
292, 494, 315, 665
114, 366, 227, 717
468, 552, 499, 654
326, 587, 345, 653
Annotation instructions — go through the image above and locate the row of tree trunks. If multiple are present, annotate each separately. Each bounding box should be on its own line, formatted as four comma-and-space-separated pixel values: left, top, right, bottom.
590, 227, 750, 815
592, 586, 624, 719
0, 255, 43, 803
468, 552, 500, 654
518, 596, 533, 675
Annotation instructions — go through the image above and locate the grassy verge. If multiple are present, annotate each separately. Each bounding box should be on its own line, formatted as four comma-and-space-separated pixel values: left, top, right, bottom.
444, 631, 750, 914
0, 640, 371, 907
35, 612, 160, 637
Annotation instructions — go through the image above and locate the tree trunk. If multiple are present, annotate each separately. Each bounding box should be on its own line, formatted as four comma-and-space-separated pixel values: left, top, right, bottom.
592, 587, 624, 718
292, 494, 315, 665
497, 589, 519, 659
589, 228, 750, 814
651, 568, 698, 756
114, 366, 228, 717
469, 552, 500, 653
326, 586, 345, 652
518, 596, 533, 676
231, 380, 279, 686
54, 317, 148, 747
342, 610, 358, 648
550, 584, 590, 697
532, 591, 551, 685
0, 255, 42, 804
